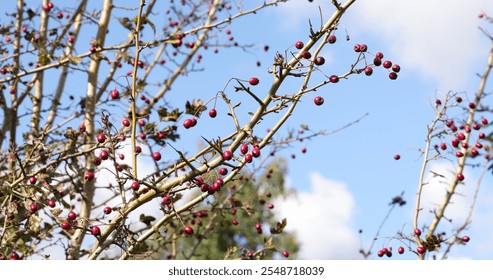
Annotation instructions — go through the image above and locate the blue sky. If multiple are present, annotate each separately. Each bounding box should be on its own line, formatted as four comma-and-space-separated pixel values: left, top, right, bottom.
3, 0, 493, 260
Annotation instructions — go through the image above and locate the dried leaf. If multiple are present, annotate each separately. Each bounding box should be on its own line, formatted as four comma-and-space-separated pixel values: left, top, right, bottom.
270, 218, 287, 234
185, 99, 206, 116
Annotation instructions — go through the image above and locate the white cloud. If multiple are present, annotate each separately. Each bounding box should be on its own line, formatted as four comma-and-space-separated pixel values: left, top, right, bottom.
349, 0, 489, 90
274, 172, 360, 259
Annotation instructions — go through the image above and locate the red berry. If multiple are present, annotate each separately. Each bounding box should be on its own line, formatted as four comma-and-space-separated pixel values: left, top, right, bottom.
91, 225, 101, 236
398, 246, 405, 254
240, 143, 249, 154
209, 108, 217, 118
314, 96, 324, 106
394, 154, 400, 160
456, 151, 464, 157
383, 60, 392, 69
61, 221, 71, 230
29, 176, 37, 185
190, 118, 197, 127
461, 236, 470, 243
68, 211, 77, 220
183, 118, 193, 129
392, 64, 401, 73
99, 149, 109, 160
373, 57, 382, 66
353, 44, 361, 52
251, 147, 261, 158
301, 51, 311, 59
295, 41, 304, 49
110, 89, 120, 100
389, 72, 398, 80
414, 228, 421, 236
457, 173, 465, 181
479, 132, 485, 139
469, 103, 476, 109
416, 246, 426, 254
364, 67, 373, 76
329, 75, 339, 83
103, 206, 112, 214
244, 153, 253, 163
452, 138, 460, 147
327, 35, 336, 44
47, 199, 56, 208
375, 52, 384, 59
85, 171, 95, 181
249, 77, 259, 86
97, 133, 106, 143
90, 46, 97, 53
360, 44, 368, 52
457, 133, 466, 140
162, 195, 172, 205
131, 181, 140, 191
219, 167, 228, 176
152, 151, 162, 161
282, 251, 289, 258
314, 56, 325, 66
122, 119, 130, 127
232, 219, 239, 225
184, 225, 194, 235
481, 117, 488, 125
222, 150, 233, 160
440, 143, 447, 150
30, 203, 38, 213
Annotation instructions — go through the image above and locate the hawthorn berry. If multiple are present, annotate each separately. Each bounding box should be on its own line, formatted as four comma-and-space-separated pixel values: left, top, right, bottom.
314, 96, 324, 106
183, 118, 194, 129
383, 60, 392, 69
398, 246, 405, 254
61, 221, 71, 230
394, 154, 400, 160
327, 35, 336, 44
219, 167, 228, 176
329, 75, 339, 83
152, 151, 162, 161
295, 41, 304, 49
244, 153, 253, 163
110, 89, 120, 100
68, 211, 77, 220
29, 203, 38, 213
222, 150, 233, 160
416, 246, 426, 254
301, 51, 311, 59
240, 143, 249, 154
389, 72, 398, 80
353, 44, 361, 52
29, 176, 37, 185
360, 44, 368, 52
209, 108, 217, 118
96, 133, 106, 143
251, 146, 261, 158
314, 56, 325, 66
131, 181, 140, 191
91, 225, 101, 236
162, 195, 172, 205
249, 77, 259, 86
85, 171, 95, 181
461, 236, 470, 243
232, 219, 239, 225
364, 67, 373, 76
414, 228, 421, 236
457, 173, 465, 181
282, 251, 289, 258
376, 52, 384, 59
184, 225, 194, 235
47, 199, 56, 208
392, 64, 401, 73
103, 206, 112, 215
373, 57, 382, 66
